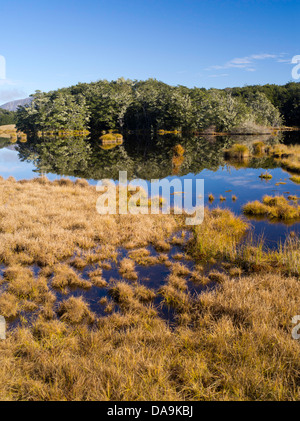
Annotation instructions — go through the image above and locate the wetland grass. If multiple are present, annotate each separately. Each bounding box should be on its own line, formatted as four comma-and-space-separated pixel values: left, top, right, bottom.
243, 195, 300, 220
252, 141, 266, 155
188, 208, 249, 261
0, 177, 300, 400
224, 144, 249, 159
290, 175, 300, 184
259, 171, 272, 180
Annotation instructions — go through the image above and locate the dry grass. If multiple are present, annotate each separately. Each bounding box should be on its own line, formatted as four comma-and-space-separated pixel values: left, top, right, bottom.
225, 144, 249, 159
170, 261, 190, 277
280, 158, 300, 174
153, 239, 171, 252
208, 271, 227, 283
70, 256, 87, 270
228, 266, 243, 278
259, 171, 272, 180
0, 178, 300, 400
88, 268, 108, 288
189, 208, 249, 261
0, 292, 19, 318
268, 144, 300, 174
119, 258, 138, 280
290, 175, 300, 184
0, 178, 179, 268
243, 195, 300, 220
167, 273, 188, 291
0, 274, 299, 401
127, 248, 160, 266
287, 195, 299, 202
52, 264, 92, 293
172, 252, 184, 260
58, 296, 95, 325
252, 141, 266, 155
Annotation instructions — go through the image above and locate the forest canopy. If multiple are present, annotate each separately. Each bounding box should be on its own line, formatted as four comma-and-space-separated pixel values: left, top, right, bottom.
0, 108, 16, 126
15, 79, 300, 135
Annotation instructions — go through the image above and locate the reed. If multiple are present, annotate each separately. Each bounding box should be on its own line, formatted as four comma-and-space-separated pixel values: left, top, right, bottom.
225, 144, 249, 159
259, 171, 272, 179
0, 178, 299, 401
243, 196, 300, 220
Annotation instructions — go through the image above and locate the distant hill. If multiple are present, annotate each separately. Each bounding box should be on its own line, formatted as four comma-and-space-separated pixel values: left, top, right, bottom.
0, 98, 32, 111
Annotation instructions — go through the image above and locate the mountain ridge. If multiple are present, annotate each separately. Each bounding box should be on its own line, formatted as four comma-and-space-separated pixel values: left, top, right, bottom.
0, 98, 32, 111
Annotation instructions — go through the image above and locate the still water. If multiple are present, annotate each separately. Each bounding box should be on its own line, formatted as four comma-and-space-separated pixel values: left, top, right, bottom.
1, 132, 300, 246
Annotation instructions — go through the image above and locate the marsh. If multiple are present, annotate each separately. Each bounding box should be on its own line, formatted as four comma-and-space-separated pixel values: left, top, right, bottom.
0, 130, 300, 400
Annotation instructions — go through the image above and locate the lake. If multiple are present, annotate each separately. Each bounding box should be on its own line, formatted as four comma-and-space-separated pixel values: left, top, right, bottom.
1, 131, 300, 246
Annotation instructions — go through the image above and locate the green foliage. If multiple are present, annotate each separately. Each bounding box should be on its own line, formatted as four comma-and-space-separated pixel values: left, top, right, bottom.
243, 91, 282, 127
0, 109, 16, 125
16, 90, 90, 134
15, 78, 300, 135
231, 82, 300, 126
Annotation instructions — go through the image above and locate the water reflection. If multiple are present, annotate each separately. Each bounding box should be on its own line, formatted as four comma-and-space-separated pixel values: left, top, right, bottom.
15, 132, 285, 180
0, 131, 299, 244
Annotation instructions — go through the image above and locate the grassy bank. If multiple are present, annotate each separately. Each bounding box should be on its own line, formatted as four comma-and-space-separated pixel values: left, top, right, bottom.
0, 177, 299, 400
243, 195, 300, 221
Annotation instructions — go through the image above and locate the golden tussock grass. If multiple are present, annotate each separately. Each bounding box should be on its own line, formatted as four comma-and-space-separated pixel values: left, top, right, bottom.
269, 144, 300, 174
252, 141, 266, 155
0, 178, 179, 269
189, 208, 249, 261
167, 273, 188, 291
1, 270, 300, 400
58, 296, 95, 325
153, 239, 171, 252
88, 268, 108, 288
109, 280, 155, 315
170, 261, 190, 277
127, 248, 160, 266
172, 253, 184, 260
52, 264, 92, 293
170, 233, 186, 246
228, 267, 243, 278
0, 178, 300, 400
287, 195, 299, 202
224, 144, 249, 159
259, 171, 272, 179
119, 258, 138, 280
243, 195, 300, 220
0, 292, 19, 318
290, 175, 300, 184
208, 271, 228, 284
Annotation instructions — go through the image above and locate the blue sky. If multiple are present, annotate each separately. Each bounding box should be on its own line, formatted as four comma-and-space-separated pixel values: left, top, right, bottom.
0, 0, 299, 103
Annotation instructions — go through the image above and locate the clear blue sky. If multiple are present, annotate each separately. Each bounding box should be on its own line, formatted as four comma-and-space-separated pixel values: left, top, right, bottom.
0, 0, 299, 103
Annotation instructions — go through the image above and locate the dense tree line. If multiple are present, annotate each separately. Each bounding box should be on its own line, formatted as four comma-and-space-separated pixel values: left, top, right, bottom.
16, 79, 300, 135
0, 108, 16, 125
230, 82, 300, 127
